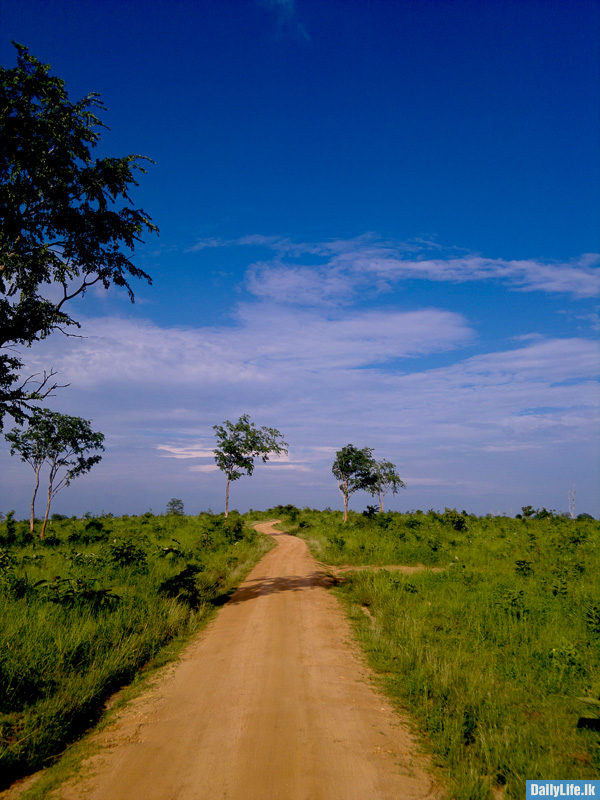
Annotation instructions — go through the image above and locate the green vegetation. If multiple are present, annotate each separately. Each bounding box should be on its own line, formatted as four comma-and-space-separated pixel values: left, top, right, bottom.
166, 498, 185, 516
366, 458, 406, 513
6, 410, 105, 538
331, 445, 405, 520
331, 444, 378, 522
213, 414, 288, 517
0, 511, 271, 787
275, 506, 600, 798
0, 44, 157, 429
2, 503, 598, 797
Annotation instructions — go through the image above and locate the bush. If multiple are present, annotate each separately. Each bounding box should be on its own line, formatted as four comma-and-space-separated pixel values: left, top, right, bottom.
291, 508, 600, 796
106, 538, 147, 569
0, 511, 272, 787
158, 563, 204, 607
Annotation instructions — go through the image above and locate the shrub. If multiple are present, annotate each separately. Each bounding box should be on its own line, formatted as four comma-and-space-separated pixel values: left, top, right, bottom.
106, 539, 147, 569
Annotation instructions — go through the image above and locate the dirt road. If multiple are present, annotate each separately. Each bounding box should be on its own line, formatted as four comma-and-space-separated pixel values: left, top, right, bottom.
53, 522, 440, 800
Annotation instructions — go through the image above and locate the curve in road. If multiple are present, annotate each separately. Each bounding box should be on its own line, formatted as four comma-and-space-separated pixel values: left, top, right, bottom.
52, 521, 441, 800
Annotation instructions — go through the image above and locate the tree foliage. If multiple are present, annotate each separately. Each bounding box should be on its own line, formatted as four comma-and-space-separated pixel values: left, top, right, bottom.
332, 444, 377, 522
166, 498, 185, 516
213, 414, 288, 517
367, 459, 406, 512
0, 43, 157, 428
5, 409, 104, 538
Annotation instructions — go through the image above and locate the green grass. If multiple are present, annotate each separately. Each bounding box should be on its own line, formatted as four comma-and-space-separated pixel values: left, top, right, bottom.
279, 506, 600, 799
2, 504, 598, 798
0, 511, 272, 788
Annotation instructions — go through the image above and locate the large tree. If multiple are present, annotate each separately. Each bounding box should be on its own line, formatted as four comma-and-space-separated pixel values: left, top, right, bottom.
5, 409, 104, 538
4, 412, 45, 535
332, 444, 377, 522
213, 414, 288, 517
0, 43, 157, 429
367, 458, 406, 513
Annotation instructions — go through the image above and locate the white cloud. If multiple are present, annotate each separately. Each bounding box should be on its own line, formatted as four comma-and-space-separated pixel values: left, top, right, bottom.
190, 234, 600, 301
403, 476, 468, 486
17, 320, 596, 511
5, 233, 599, 518
264, 462, 311, 472
19, 314, 597, 451
157, 444, 215, 459
246, 264, 353, 306
238, 236, 600, 303
370, 254, 600, 298
20, 304, 473, 392
234, 304, 473, 368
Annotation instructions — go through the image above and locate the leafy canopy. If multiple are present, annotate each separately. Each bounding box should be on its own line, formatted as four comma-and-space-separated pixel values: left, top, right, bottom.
0, 43, 157, 428
367, 459, 406, 507
213, 414, 288, 482
166, 498, 185, 516
332, 444, 377, 498
6, 409, 104, 536
6, 409, 105, 490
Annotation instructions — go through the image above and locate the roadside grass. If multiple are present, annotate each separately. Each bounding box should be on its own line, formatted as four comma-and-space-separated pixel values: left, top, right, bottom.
1, 614, 218, 800
2, 505, 598, 798
276, 506, 600, 799
0, 511, 272, 789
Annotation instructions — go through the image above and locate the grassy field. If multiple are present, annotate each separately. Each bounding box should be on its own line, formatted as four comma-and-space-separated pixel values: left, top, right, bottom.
272, 506, 600, 799
1, 506, 598, 798
0, 511, 272, 788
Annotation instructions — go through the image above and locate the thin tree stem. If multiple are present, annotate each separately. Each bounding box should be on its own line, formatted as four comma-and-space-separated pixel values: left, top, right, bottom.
41, 481, 52, 539
30, 466, 40, 534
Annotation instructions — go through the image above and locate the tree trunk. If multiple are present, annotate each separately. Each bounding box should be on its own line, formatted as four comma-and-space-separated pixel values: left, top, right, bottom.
30, 466, 41, 534
379, 492, 384, 513
41, 482, 52, 539
225, 478, 230, 518
343, 494, 349, 523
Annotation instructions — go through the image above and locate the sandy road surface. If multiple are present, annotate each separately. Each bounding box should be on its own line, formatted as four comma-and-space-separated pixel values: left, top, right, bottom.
51, 522, 441, 800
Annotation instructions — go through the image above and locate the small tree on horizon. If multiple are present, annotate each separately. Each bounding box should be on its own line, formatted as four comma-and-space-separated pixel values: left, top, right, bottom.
166, 498, 185, 516
367, 459, 406, 512
332, 444, 377, 522
5, 410, 104, 538
213, 414, 288, 518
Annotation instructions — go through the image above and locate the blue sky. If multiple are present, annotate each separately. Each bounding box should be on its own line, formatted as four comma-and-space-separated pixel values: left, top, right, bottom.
1, 0, 599, 518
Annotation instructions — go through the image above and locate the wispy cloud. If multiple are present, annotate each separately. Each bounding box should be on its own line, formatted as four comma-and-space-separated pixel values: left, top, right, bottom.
157, 444, 215, 459
7, 313, 598, 515
263, 463, 311, 471
21, 305, 473, 391
240, 235, 600, 305
246, 264, 353, 306
257, 0, 310, 42
5, 231, 599, 517
20, 312, 598, 454
189, 234, 600, 302
157, 438, 311, 474
355, 253, 600, 298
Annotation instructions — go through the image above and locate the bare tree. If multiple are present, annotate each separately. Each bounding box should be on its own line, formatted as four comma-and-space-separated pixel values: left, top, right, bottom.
568, 484, 576, 520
